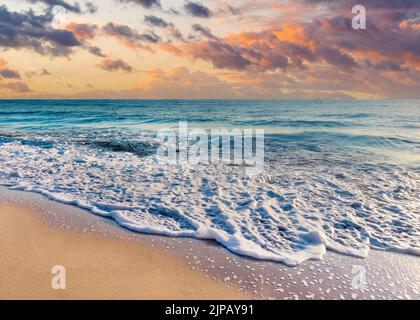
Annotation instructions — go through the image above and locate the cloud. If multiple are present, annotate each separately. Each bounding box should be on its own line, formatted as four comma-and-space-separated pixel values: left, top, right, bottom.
144, 15, 172, 28
0, 5, 81, 56
65, 22, 97, 41
142, 30, 161, 43
62, 67, 358, 99
64, 22, 108, 57
0, 58, 21, 79
116, 0, 161, 9
182, 27, 319, 72
184, 1, 212, 18
316, 47, 359, 69
88, 45, 106, 57
227, 5, 242, 16
0, 82, 31, 93
299, 0, 420, 10
102, 22, 158, 50
70, 67, 254, 99
85, 2, 98, 14
372, 60, 408, 72
3, 0, 419, 99
186, 41, 252, 70
191, 24, 217, 40
177, 2, 419, 76
26, 0, 82, 13
0, 69, 21, 79
98, 58, 133, 72
25, 68, 51, 78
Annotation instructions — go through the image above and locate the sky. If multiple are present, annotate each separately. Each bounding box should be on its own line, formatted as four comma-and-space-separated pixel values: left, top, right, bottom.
0, 0, 419, 99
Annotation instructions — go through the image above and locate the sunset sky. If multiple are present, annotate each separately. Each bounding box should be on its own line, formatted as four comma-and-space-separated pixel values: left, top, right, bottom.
0, 0, 419, 99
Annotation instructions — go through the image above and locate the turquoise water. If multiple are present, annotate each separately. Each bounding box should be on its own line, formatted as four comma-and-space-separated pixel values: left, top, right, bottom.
0, 100, 419, 265
0, 99, 419, 165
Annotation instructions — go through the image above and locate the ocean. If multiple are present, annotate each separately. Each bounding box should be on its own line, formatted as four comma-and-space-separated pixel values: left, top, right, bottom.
0, 99, 419, 266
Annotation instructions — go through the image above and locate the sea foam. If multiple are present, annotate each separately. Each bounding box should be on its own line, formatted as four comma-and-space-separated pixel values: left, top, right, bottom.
0, 128, 418, 266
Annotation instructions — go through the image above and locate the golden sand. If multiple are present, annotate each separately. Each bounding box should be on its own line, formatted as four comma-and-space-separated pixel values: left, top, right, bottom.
0, 203, 248, 300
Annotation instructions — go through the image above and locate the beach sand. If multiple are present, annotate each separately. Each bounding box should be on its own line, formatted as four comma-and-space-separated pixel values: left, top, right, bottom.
0, 203, 248, 300
0, 188, 419, 300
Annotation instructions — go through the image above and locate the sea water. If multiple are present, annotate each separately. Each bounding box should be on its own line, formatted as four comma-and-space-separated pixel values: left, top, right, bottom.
0, 100, 418, 266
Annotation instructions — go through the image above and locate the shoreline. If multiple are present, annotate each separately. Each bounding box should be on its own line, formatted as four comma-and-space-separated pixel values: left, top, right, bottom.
0, 187, 419, 300
0, 202, 248, 300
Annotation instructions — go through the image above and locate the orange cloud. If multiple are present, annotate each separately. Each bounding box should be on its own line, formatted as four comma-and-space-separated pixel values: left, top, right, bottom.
400, 20, 420, 31
135, 67, 254, 99
273, 24, 316, 50
159, 43, 183, 55
0, 58, 6, 68
0, 82, 30, 93
98, 59, 133, 72
65, 22, 98, 41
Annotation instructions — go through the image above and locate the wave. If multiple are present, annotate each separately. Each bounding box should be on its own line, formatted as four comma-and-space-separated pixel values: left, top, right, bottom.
0, 130, 418, 266
80, 139, 158, 157
233, 120, 354, 128
267, 131, 420, 152
318, 113, 373, 119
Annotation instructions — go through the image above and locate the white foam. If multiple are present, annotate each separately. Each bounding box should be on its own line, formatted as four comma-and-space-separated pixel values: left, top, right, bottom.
0, 134, 418, 265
